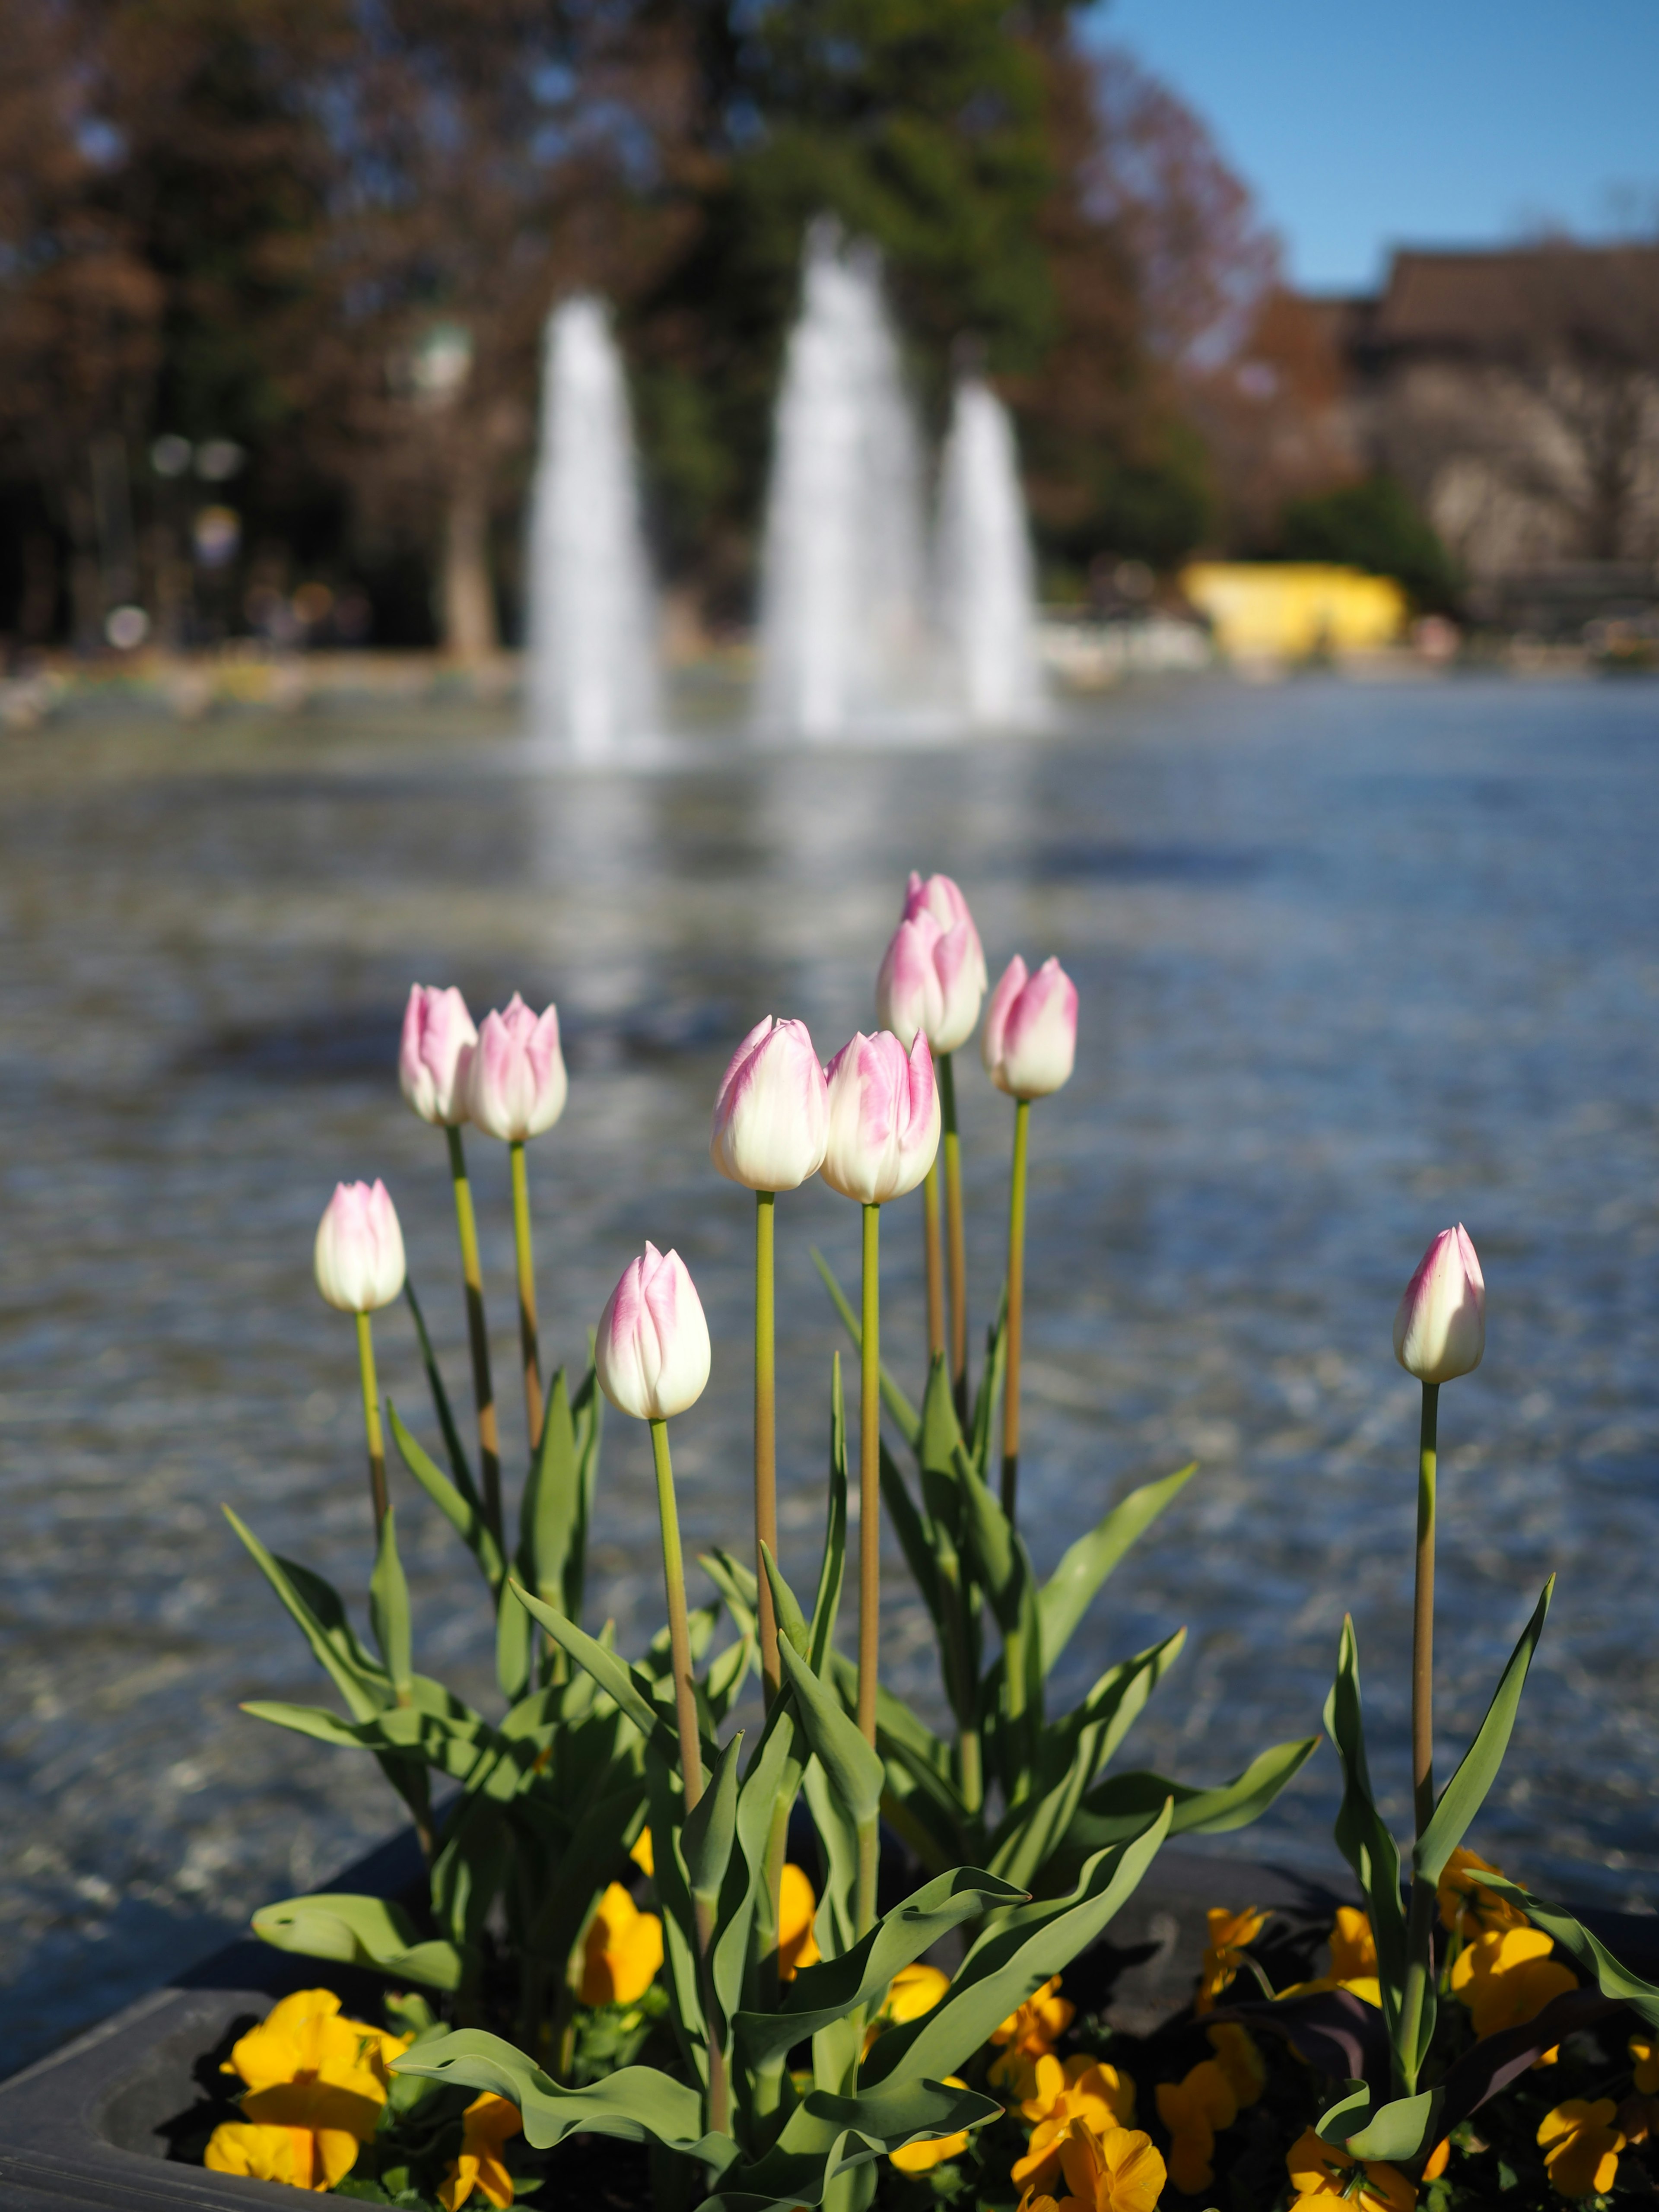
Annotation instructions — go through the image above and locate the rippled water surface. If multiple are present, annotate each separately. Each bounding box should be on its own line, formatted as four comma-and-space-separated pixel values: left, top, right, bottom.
5, 675, 1659, 2073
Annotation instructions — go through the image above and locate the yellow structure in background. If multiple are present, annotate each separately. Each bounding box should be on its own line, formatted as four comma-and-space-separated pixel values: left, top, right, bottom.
1181, 563, 1407, 659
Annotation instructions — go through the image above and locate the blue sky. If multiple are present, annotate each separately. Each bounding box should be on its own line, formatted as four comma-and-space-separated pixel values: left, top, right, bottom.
1083, 0, 1659, 292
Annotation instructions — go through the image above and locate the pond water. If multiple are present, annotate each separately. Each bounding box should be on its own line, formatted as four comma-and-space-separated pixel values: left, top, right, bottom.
4, 672, 1659, 2073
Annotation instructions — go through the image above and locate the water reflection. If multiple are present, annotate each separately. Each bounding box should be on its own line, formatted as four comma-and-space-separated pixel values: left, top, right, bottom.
3, 677, 1659, 2075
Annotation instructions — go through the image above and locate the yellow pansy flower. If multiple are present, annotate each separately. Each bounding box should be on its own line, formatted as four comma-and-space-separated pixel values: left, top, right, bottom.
439, 2091, 523, 2211
778, 1862, 821, 1980
1538, 2099, 1624, 2198
1195, 1905, 1268, 2014
1155, 2056, 1237, 2195
1449, 1926, 1575, 2041
989, 1976, 1075, 2088
1286, 2124, 1416, 2212
1422, 2139, 1451, 2181
211, 1987, 409, 2191
1437, 1845, 1527, 1940
629, 1826, 654, 1878
580, 1881, 665, 2006
1206, 2022, 1266, 2107
889, 2076, 972, 2173
204, 2121, 313, 2189
864, 1961, 950, 2055
1012, 2055, 1136, 2191
1017, 2118, 1166, 2212
1279, 1907, 1382, 2008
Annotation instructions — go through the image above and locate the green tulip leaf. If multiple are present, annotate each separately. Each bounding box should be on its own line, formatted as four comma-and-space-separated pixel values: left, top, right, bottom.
810, 1246, 921, 1447
1324, 1615, 1406, 2024
714, 2076, 999, 2209
1315, 2079, 1375, 2145
391, 2034, 734, 2164
879, 1436, 941, 1618
224, 1508, 387, 1721
368, 1506, 414, 1694
387, 1402, 506, 1593
1059, 1736, 1323, 1869
403, 1275, 478, 1510
773, 1607, 884, 1827
809, 1354, 849, 1672
683, 1732, 744, 1907
1414, 1578, 1554, 1886
864, 1802, 1173, 2091
511, 1581, 694, 1771
735, 1866, 1025, 2065
1467, 1875, 1659, 2028
1344, 2088, 1443, 2163
1038, 1465, 1196, 1677
253, 1891, 464, 1992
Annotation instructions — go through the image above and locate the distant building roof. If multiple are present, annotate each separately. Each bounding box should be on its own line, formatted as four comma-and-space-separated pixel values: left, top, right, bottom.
1365, 244, 1659, 358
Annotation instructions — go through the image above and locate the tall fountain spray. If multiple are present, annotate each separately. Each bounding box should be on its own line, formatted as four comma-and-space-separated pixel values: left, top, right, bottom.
753, 226, 928, 741
936, 376, 1045, 728
526, 296, 661, 760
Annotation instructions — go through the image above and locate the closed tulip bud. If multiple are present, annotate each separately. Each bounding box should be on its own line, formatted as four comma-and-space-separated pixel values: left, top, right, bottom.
710, 1017, 830, 1192
398, 984, 477, 1126
315, 1180, 406, 1314
820, 1030, 940, 1204
982, 955, 1078, 1100
465, 993, 568, 1141
1394, 1224, 1485, 1384
596, 1242, 712, 1421
876, 872, 988, 1055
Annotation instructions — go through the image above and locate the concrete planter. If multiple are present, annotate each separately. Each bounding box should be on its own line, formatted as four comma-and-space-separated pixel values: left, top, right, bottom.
3, 1834, 1654, 2208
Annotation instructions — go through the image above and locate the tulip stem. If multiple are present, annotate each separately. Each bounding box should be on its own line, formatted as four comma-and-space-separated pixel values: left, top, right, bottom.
938, 1051, 969, 1421
1396, 1379, 1442, 2095
857, 1202, 880, 1751
755, 1192, 780, 1705
509, 1139, 544, 1454
650, 1418, 704, 1811
649, 1416, 729, 2136
355, 1311, 388, 1532
1413, 1381, 1439, 1837
445, 1125, 502, 1545
1000, 1098, 1030, 1524
922, 1154, 945, 1367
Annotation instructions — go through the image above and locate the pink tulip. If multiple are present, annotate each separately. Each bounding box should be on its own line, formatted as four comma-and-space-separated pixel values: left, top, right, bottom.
982, 955, 1077, 1100
1394, 1225, 1485, 1384
876, 872, 988, 1055
710, 1016, 829, 1192
398, 983, 477, 1126
595, 1242, 712, 1421
820, 1031, 940, 1204
464, 994, 568, 1141
314, 1180, 406, 1314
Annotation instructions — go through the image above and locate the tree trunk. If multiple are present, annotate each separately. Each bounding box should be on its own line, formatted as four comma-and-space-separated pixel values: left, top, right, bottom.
441, 479, 498, 662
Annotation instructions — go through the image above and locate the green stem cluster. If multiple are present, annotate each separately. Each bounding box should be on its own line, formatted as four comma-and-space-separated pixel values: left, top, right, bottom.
355, 1309, 388, 1530
1000, 1097, 1030, 1523
509, 1138, 544, 1453
445, 1123, 502, 1545
938, 1050, 968, 1420
1397, 1380, 1441, 2089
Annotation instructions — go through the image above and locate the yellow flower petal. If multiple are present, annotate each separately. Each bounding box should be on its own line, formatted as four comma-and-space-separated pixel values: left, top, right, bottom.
204, 2122, 303, 2186
889, 2077, 970, 2172
778, 1863, 821, 1980
580, 1881, 664, 2006
1539, 2098, 1624, 2199
629, 1826, 654, 1878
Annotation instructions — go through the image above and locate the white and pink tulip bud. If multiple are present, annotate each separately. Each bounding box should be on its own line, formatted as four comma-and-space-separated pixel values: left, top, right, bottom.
710, 1016, 830, 1192
982, 955, 1078, 1100
876, 871, 988, 1055
398, 984, 477, 1126
820, 1031, 941, 1205
314, 1180, 406, 1314
595, 1243, 712, 1421
1393, 1225, 1485, 1384
464, 993, 568, 1141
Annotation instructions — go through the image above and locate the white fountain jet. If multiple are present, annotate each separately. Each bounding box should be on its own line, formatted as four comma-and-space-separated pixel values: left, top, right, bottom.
936, 375, 1046, 728
753, 224, 929, 742
526, 296, 662, 761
